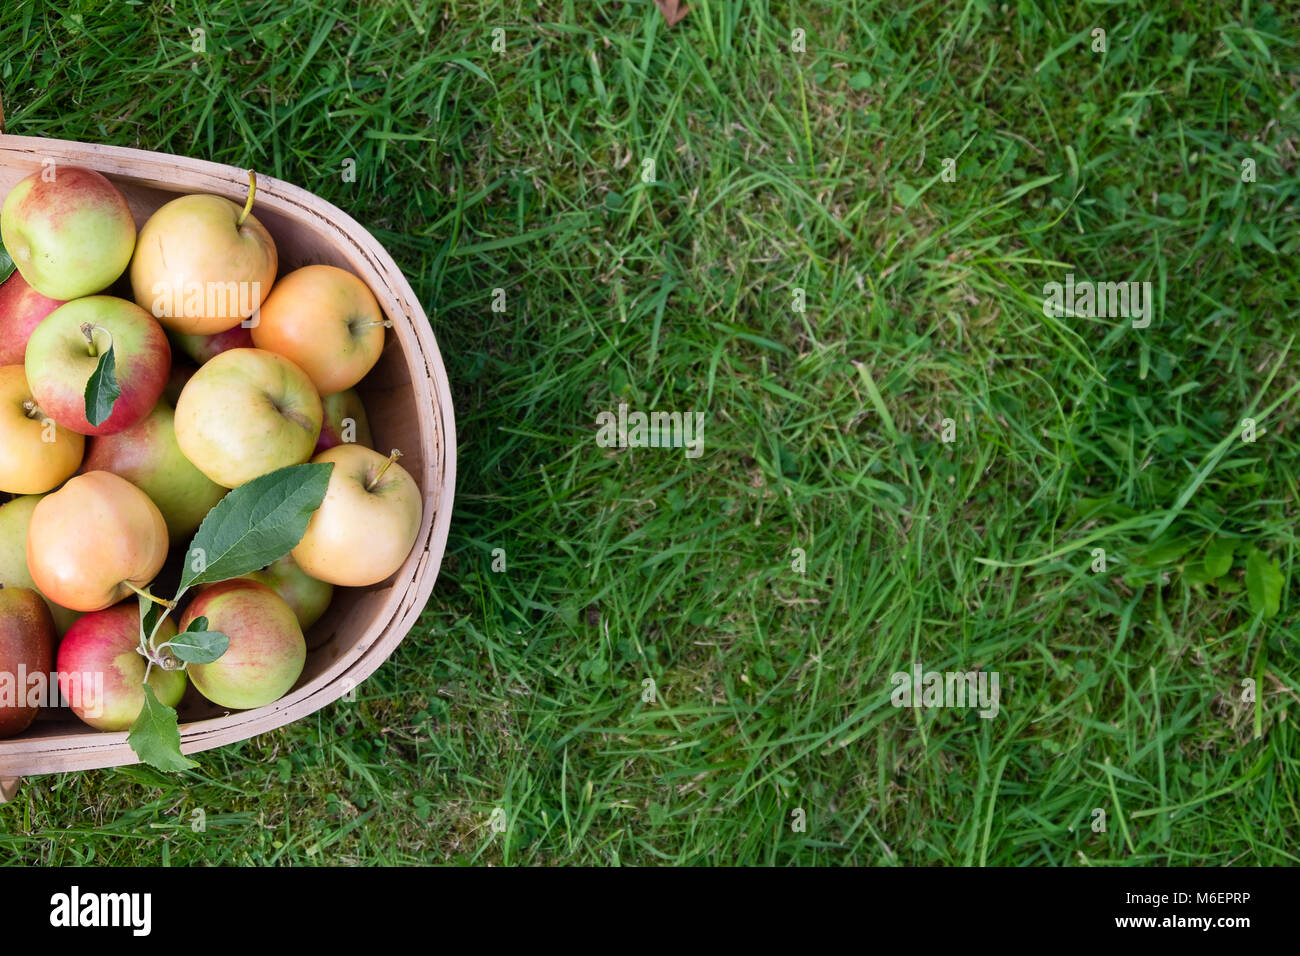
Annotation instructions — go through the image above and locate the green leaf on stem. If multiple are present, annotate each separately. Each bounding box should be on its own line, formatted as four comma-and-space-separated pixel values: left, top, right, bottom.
85, 344, 121, 427
127, 684, 198, 771
166, 629, 230, 664
180, 462, 333, 590
0, 241, 15, 283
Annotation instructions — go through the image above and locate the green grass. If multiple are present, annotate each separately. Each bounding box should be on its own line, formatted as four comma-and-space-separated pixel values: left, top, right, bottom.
2, 0, 1300, 865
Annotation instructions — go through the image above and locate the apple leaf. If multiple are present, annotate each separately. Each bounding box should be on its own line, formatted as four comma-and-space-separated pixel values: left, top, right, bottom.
127, 684, 198, 772
85, 344, 121, 427
180, 462, 334, 590
1245, 547, 1284, 619
165, 628, 230, 665
0, 241, 15, 284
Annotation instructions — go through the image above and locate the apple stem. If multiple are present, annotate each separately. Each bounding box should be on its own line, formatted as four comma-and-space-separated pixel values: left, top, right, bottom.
125, 582, 175, 610
367, 449, 403, 491
80, 323, 99, 357
237, 169, 257, 228
355, 320, 393, 330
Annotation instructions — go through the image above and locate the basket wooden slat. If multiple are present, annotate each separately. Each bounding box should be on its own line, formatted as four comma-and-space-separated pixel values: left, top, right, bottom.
0, 135, 456, 777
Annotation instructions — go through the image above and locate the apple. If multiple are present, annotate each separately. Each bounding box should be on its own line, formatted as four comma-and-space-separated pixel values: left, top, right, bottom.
130, 193, 277, 335
0, 165, 137, 300
234, 553, 333, 637
0, 365, 85, 494
251, 265, 386, 396
0, 495, 79, 634
173, 347, 322, 488
0, 585, 56, 738
26, 471, 169, 613
24, 296, 171, 436
179, 580, 305, 710
292, 445, 421, 587
168, 323, 254, 365
315, 388, 373, 454
0, 270, 65, 365
56, 601, 186, 731
82, 401, 227, 540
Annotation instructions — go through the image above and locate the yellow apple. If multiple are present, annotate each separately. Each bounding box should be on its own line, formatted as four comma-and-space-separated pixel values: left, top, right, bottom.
292, 445, 421, 587
173, 348, 322, 488
129, 193, 277, 335
0, 365, 85, 494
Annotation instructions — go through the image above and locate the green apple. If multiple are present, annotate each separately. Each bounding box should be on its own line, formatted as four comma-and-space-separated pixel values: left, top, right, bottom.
82, 402, 226, 540
292, 445, 422, 587
240, 553, 333, 637
180, 580, 305, 710
173, 347, 322, 488
0, 495, 79, 635
0, 165, 137, 300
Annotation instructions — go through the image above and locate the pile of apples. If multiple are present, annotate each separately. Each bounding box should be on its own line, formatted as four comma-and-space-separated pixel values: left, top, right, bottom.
0, 164, 422, 739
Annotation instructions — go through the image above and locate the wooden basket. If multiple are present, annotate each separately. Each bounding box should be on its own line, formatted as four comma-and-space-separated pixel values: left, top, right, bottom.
0, 135, 456, 791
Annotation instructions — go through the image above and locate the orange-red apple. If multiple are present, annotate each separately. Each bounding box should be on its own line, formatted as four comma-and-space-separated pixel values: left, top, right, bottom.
251, 265, 386, 396
26, 471, 169, 613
